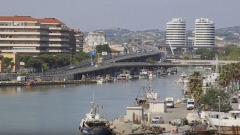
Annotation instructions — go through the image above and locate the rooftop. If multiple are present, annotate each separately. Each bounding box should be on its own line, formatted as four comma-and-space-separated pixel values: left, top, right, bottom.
0, 16, 64, 24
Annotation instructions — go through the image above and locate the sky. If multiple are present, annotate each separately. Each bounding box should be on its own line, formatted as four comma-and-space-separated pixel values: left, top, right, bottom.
0, 0, 239, 32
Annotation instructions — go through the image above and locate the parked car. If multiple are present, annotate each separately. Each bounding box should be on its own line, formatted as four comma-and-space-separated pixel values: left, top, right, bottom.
151, 116, 164, 124
231, 97, 238, 103
170, 118, 187, 126
188, 120, 201, 126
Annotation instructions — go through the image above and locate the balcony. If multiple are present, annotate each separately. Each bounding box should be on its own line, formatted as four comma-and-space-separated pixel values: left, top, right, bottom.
0, 31, 48, 35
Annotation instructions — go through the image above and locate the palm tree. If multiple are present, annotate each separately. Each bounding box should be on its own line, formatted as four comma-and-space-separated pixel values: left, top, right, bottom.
218, 62, 240, 93
188, 71, 203, 108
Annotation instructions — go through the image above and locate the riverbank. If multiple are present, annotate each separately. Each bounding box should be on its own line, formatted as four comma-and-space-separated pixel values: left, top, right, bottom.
0, 80, 97, 86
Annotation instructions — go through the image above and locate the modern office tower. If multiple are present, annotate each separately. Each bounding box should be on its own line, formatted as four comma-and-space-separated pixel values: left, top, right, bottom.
166, 18, 186, 46
85, 31, 106, 47
194, 18, 215, 46
0, 16, 73, 54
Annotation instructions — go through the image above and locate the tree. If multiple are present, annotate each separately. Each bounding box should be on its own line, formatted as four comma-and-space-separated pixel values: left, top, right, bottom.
95, 44, 111, 54
199, 87, 231, 112
2, 57, 14, 72
74, 50, 90, 63
25, 57, 44, 72
195, 48, 217, 60
188, 71, 203, 108
218, 62, 240, 92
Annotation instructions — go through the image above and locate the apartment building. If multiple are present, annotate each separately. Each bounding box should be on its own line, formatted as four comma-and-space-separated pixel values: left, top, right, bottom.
194, 18, 215, 46
166, 18, 186, 46
85, 31, 106, 46
73, 29, 84, 52
0, 16, 74, 54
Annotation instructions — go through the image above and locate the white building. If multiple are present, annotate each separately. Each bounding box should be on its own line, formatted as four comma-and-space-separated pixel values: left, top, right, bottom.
166, 18, 186, 46
187, 37, 195, 46
194, 18, 215, 46
85, 31, 105, 47
0, 16, 71, 54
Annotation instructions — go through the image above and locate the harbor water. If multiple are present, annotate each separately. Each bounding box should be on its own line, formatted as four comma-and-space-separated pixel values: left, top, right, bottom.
0, 67, 193, 135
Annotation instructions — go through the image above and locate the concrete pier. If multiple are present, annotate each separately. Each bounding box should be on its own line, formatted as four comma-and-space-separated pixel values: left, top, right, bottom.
110, 103, 196, 134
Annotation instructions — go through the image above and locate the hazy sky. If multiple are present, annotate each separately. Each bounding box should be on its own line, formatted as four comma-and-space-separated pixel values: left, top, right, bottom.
1, 0, 239, 31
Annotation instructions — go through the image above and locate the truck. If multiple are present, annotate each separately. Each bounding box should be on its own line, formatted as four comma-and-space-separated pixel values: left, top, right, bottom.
187, 99, 195, 110
165, 97, 174, 108
17, 76, 26, 82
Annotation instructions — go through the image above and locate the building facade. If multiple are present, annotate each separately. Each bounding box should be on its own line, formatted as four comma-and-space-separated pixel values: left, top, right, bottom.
73, 29, 84, 52
166, 18, 186, 46
194, 18, 215, 46
85, 31, 105, 47
0, 16, 73, 54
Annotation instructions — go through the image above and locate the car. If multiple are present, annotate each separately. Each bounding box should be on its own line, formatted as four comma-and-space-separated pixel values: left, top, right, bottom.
151, 116, 164, 124
170, 118, 187, 126
231, 97, 238, 103
188, 120, 201, 126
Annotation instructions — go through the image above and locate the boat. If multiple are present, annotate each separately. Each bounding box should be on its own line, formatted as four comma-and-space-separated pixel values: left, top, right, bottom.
204, 111, 240, 134
139, 69, 148, 79
135, 86, 160, 108
176, 72, 189, 83
96, 78, 105, 84
116, 73, 131, 81
79, 97, 112, 135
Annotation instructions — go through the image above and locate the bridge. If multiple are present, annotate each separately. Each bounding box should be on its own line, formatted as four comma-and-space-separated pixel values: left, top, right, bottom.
29, 51, 163, 80
27, 46, 240, 81
155, 45, 240, 49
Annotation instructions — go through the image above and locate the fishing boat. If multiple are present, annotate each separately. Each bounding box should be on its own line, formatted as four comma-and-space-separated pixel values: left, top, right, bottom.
139, 69, 148, 79
176, 72, 189, 83
135, 86, 160, 108
205, 111, 240, 134
79, 97, 112, 135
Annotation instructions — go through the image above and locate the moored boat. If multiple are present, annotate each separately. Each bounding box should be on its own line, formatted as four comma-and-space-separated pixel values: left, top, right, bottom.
139, 69, 148, 79
79, 97, 112, 135
176, 72, 189, 83
204, 111, 240, 134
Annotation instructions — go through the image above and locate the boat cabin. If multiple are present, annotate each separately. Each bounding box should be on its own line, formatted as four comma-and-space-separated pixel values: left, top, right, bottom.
229, 111, 240, 119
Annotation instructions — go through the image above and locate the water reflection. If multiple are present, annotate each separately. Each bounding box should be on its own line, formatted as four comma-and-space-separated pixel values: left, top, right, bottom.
0, 84, 84, 95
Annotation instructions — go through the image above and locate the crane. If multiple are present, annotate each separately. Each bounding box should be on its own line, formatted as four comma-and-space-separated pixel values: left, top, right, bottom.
167, 40, 175, 56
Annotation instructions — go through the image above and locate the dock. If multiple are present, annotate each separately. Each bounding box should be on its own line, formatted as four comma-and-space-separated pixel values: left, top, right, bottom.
110, 103, 193, 134
0, 80, 97, 86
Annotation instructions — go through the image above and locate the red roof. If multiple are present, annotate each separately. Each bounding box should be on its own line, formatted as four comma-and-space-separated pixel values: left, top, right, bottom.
0, 16, 64, 24
37, 18, 64, 24
0, 16, 36, 22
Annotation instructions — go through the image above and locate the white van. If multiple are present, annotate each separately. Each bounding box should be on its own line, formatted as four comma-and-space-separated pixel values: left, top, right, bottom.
187, 99, 195, 110
165, 97, 174, 108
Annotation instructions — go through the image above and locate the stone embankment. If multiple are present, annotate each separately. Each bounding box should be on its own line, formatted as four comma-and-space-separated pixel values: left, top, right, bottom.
0, 80, 97, 86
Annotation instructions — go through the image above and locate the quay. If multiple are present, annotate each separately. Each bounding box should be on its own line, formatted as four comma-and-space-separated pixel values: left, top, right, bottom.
109, 102, 213, 135
0, 80, 97, 86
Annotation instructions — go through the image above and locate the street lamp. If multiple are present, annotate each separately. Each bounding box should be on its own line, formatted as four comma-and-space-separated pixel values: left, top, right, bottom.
218, 96, 220, 135
69, 48, 73, 66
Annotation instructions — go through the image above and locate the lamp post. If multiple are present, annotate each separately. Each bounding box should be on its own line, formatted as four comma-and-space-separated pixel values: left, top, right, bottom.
69, 48, 73, 66
218, 96, 220, 135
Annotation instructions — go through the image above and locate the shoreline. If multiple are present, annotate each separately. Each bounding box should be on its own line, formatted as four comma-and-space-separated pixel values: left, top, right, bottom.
0, 80, 97, 86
